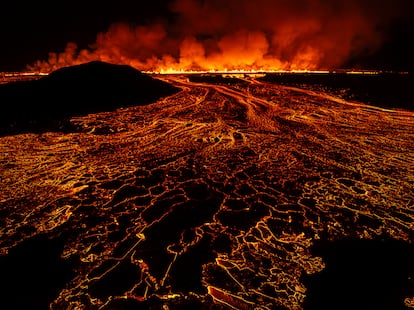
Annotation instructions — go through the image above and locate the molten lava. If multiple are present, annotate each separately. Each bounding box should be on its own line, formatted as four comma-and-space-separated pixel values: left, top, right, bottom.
1, 70, 413, 309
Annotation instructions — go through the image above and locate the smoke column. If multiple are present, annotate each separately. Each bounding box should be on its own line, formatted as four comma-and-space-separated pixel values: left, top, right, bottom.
28, 0, 413, 72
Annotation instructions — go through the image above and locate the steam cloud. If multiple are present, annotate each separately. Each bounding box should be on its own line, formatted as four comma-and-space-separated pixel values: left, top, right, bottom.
29, 0, 413, 72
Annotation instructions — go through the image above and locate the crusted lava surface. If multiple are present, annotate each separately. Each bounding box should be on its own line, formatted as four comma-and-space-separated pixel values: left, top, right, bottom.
0, 69, 413, 309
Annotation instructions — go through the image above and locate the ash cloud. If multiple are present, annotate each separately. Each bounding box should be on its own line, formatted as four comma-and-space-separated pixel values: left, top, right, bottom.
29, 0, 414, 72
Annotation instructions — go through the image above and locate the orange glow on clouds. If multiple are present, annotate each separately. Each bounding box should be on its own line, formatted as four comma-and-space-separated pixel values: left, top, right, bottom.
27, 0, 408, 73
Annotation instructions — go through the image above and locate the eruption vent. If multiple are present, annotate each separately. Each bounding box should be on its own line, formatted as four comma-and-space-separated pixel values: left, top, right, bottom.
29, 0, 412, 72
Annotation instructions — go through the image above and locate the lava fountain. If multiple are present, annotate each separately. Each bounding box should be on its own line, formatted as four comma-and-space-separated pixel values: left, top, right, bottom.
27, 0, 413, 73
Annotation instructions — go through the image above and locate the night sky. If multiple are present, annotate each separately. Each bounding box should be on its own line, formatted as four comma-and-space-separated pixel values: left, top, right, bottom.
0, 0, 172, 71
1, 0, 413, 72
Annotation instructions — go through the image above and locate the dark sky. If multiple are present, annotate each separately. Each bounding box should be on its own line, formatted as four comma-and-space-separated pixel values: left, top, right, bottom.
0, 0, 173, 71
1, 0, 413, 72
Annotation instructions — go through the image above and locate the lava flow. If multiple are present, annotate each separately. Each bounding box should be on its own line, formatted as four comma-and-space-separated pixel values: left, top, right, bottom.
0, 71, 413, 309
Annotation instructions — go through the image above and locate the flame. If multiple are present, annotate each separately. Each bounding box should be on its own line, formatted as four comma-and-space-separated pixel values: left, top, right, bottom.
27, 0, 412, 73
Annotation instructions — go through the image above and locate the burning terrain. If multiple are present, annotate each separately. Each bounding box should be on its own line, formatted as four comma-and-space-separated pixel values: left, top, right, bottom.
0, 61, 414, 309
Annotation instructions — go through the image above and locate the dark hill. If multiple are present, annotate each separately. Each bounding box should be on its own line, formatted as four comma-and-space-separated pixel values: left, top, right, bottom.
0, 61, 180, 136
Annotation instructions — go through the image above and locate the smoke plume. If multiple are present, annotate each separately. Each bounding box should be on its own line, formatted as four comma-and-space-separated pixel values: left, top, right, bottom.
28, 0, 413, 72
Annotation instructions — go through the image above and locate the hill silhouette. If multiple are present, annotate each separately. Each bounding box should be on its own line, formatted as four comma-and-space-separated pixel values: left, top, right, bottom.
0, 61, 180, 136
